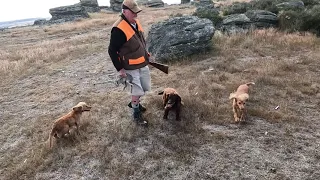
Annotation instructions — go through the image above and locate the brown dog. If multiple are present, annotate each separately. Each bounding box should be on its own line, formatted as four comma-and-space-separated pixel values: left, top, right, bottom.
48, 102, 91, 148
158, 88, 182, 121
229, 82, 255, 122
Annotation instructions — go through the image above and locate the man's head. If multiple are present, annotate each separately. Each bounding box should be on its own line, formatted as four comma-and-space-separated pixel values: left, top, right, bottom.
122, 0, 142, 23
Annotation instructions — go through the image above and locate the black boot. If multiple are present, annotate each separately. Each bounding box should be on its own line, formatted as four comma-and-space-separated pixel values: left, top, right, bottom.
132, 105, 148, 127
128, 102, 147, 112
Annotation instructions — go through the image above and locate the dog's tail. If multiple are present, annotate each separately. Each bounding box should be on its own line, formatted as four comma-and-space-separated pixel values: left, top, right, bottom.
158, 91, 164, 95
246, 82, 255, 86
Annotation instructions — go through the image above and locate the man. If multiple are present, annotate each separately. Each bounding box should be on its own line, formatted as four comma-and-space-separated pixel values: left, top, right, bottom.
108, 0, 153, 126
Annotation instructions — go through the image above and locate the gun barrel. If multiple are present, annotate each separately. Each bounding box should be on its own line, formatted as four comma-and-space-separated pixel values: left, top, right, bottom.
149, 62, 169, 74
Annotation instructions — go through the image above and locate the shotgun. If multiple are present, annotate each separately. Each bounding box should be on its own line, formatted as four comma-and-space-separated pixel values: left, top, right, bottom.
149, 62, 169, 74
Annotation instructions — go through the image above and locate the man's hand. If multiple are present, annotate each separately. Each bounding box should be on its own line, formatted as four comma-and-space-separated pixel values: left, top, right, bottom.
119, 68, 127, 78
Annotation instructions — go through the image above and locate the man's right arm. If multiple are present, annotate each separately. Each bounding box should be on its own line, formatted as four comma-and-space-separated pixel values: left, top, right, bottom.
108, 27, 127, 71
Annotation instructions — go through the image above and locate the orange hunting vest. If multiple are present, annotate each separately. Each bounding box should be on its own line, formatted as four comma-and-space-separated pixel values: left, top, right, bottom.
114, 18, 149, 70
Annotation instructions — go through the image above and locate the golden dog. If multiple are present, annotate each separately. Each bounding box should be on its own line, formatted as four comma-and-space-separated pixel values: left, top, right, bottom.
158, 88, 182, 121
48, 102, 91, 148
229, 82, 255, 122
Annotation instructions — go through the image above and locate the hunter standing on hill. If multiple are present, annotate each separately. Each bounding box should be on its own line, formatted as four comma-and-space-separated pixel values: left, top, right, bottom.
108, 0, 154, 126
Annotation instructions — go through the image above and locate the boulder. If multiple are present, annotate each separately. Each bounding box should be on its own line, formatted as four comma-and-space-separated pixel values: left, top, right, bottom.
222, 13, 251, 26
80, 0, 100, 12
181, 0, 190, 4
33, 19, 47, 25
49, 4, 89, 22
221, 14, 252, 34
276, 1, 305, 11
145, 0, 164, 8
245, 10, 278, 28
146, 16, 215, 62
110, 0, 124, 12
193, 3, 222, 26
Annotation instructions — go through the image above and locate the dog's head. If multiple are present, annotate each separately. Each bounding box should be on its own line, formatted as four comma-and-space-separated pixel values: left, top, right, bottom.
165, 94, 181, 109
229, 93, 249, 110
73, 102, 92, 112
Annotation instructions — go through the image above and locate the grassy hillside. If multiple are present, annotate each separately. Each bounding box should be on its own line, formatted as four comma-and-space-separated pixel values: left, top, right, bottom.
1, 3, 320, 180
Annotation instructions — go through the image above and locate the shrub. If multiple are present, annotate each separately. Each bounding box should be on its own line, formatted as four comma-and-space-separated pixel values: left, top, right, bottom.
278, 5, 320, 36
302, 0, 320, 7
278, 10, 305, 32
193, 7, 223, 26
250, 0, 288, 14
300, 5, 320, 36
222, 2, 253, 16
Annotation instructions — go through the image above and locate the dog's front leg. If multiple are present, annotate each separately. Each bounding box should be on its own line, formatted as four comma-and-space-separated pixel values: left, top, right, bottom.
232, 105, 239, 122
176, 105, 181, 121
163, 94, 169, 108
163, 108, 169, 120
75, 122, 81, 135
240, 109, 247, 121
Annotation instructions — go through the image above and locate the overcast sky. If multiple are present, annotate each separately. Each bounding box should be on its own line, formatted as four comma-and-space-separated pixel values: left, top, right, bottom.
0, 0, 181, 22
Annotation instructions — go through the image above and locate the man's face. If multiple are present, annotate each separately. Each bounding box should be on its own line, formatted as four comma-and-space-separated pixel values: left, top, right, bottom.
123, 9, 137, 23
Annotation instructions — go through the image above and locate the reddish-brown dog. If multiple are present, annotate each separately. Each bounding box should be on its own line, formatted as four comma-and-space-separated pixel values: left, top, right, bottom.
229, 82, 255, 122
158, 88, 182, 121
48, 102, 91, 148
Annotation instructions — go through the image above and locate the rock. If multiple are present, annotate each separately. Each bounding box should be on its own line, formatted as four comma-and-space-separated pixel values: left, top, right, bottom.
181, 0, 190, 4
221, 14, 251, 34
33, 19, 47, 25
145, 0, 164, 8
80, 0, 100, 12
245, 10, 278, 28
146, 16, 215, 62
110, 0, 124, 12
193, 3, 222, 26
276, 1, 305, 11
49, 4, 89, 22
222, 13, 251, 26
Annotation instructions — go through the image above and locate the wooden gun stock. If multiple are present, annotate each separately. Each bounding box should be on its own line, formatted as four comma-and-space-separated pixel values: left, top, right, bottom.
149, 62, 169, 74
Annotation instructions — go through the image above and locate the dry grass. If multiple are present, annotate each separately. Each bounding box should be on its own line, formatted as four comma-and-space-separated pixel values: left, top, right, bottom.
1, 4, 320, 180
214, 0, 252, 6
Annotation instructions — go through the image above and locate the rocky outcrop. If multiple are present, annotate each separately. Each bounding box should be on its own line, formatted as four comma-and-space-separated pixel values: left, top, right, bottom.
33, 1, 101, 25
245, 10, 278, 28
80, 0, 100, 12
181, 0, 190, 4
145, 0, 164, 7
276, 1, 305, 11
193, 2, 221, 26
49, 4, 89, 22
110, 0, 123, 12
221, 10, 278, 34
146, 16, 215, 62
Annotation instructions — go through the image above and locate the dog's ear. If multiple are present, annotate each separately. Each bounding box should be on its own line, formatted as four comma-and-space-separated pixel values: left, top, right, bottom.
229, 93, 236, 100
176, 94, 181, 103
73, 106, 82, 112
